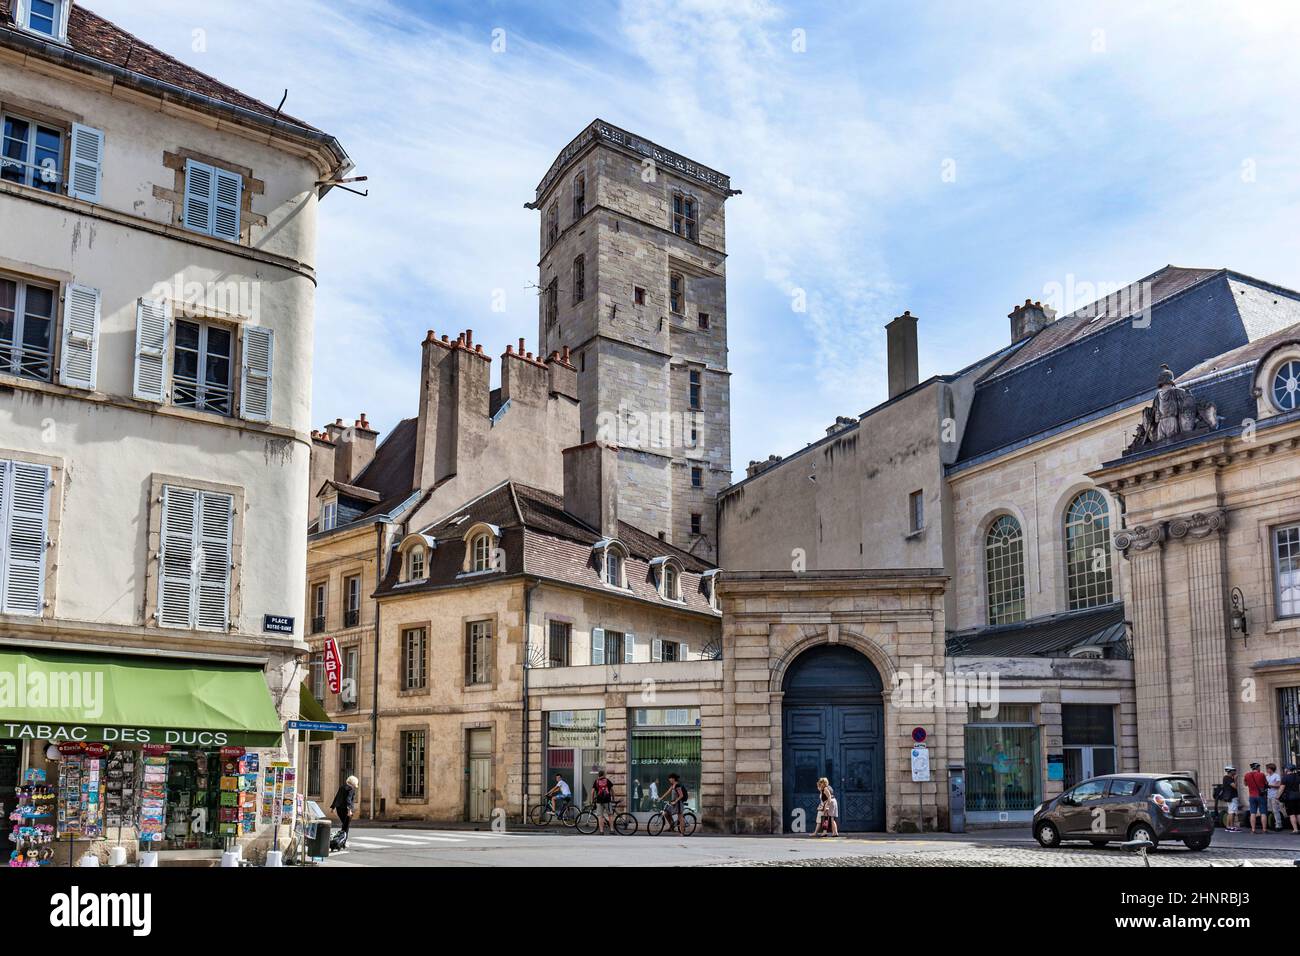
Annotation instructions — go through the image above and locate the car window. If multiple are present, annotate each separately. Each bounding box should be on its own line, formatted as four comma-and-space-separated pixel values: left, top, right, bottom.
1155, 778, 1198, 799
1070, 780, 1108, 802
1108, 779, 1142, 796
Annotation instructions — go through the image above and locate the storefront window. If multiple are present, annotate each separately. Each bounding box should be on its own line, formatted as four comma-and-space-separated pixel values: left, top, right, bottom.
544, 710, 604, 807
628, 707, 701, 814
965, 704, 1040, 814
1280, 686, 1300, 767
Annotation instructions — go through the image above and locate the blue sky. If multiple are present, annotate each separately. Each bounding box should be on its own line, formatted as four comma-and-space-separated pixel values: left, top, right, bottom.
92, 0, 1300, 480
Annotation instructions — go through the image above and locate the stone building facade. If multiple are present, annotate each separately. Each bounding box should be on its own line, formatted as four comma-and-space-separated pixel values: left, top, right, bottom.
0, 0, 348, 860
531, 121, 734, 560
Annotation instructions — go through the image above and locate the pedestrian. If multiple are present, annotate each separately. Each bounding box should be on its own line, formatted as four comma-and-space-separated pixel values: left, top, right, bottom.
592, 768, 615, 835
1282, 764, 1300, 834
811, 778, 826, 836
1266, 763, 1285, 832
823, 782, 840, 837
1216, 766, 1241, 832
1244, 762, 1269, 834
330, 774, 358, 848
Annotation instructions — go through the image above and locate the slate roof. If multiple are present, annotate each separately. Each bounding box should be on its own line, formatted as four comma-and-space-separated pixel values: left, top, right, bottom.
375, 481, 718, 615
0, 1, 317, 129
947, 603, 1127, 658
955, 268, 1300, 467
309, 418, 419, 533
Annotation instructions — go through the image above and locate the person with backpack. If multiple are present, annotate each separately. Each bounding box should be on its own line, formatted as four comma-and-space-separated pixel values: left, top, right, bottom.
1244, 762, 1269, 833
663, 772, 689, 835
592, 769, 615, 835
329, 774, 358, 849
1215, 766, 1241, 832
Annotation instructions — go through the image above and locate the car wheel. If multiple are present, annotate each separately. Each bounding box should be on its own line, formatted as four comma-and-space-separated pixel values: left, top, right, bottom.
1128, 823, 1157, 847
1035, 821, 1061, 848
1183, 836, 1211, 851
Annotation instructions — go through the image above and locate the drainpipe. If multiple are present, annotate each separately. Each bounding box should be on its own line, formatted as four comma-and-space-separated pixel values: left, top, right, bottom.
370, 521, 384, 820
521, 578, 542, 820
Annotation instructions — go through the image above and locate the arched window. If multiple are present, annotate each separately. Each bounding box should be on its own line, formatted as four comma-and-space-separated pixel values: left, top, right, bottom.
471, 533, 493, 572
408, 546, 425, 581
985, 515, 1026, 624
1064, 489, 1113, 609
605, 549, 623, 588
662, 564, 678, 601
1271, 358, 1300, 412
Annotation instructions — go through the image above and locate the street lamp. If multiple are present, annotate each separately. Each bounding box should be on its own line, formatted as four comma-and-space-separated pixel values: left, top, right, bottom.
1230, 588, 1249, 645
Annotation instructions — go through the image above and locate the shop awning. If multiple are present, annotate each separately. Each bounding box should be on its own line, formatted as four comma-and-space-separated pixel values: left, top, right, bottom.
297, 682, 334, 741
0, 647, 283, 748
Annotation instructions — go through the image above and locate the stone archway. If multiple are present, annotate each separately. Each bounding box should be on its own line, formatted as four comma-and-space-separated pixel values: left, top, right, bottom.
781, 644, 885, 831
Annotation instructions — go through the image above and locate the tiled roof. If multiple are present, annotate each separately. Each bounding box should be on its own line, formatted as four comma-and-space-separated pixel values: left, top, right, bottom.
0, 1, 316, 128
375, 480, 719, 615
955, 269, 1300, 466
947, 603, 1126, 658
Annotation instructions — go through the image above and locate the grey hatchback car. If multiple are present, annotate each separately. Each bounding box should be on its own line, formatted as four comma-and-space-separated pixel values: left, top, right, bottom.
1033, 773, 1213, 851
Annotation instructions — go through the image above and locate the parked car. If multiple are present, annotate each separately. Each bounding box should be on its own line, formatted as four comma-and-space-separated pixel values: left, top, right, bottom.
1033, 773, 1213, 851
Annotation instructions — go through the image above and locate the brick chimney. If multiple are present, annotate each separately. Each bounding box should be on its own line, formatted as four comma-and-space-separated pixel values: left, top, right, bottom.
1009, 299, 1056, 343
307, 428, 337, 524
413, 329, 492, 490
332, 413, 378, 484
546, 345, 578, 401
885, 311, 919, 399
563, 441, 619, 537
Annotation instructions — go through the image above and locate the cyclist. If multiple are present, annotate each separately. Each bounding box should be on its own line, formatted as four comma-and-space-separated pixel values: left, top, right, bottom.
545, 772, 572, 817
663, 772, 688, 835
592, 768, 615, 834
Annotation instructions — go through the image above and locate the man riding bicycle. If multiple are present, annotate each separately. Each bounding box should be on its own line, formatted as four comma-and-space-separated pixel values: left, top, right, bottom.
663, 773, 688, 835
545, 772, 572, 816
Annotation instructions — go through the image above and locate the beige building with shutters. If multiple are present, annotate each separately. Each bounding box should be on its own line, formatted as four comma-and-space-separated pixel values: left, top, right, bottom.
0, 2, 349, 860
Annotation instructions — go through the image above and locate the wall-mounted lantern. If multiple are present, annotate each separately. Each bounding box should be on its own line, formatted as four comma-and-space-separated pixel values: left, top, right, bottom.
1230, 587, 1249, 645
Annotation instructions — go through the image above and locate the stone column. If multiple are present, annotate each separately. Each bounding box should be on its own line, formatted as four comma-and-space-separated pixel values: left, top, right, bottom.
1115, 524, 1174, 769
1169, 511, 1234, 782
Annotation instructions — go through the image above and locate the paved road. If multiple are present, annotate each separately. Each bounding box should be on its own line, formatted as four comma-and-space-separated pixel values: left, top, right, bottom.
318, 825, 1300, 867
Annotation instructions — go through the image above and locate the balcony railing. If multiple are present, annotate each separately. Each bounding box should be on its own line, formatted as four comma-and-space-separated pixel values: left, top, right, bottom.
311, 615, 326, 634
343, 608, 360, 629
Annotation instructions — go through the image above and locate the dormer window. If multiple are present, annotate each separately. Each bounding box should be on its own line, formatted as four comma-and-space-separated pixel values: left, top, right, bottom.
663, 564, 678, 601
701, 569, 721, 611
651, 556, 683, 602
397, 533, 436, 583
471, 533, 492, 572
605, 549, 622, 588
408, 546, 426, 581
320, 500, 338, 531
20, 0, 66, 40
1271, 359, 1299, 412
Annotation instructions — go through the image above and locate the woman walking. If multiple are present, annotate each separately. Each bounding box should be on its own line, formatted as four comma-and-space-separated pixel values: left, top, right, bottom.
813, 777, 839, 837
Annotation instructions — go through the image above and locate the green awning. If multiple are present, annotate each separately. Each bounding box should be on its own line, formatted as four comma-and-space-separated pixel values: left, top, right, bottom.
297, 682, 334, 741
0, 648, 283, 748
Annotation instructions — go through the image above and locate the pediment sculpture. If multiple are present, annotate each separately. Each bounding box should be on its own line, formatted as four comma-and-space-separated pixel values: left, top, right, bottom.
1125, 364, 1218, 453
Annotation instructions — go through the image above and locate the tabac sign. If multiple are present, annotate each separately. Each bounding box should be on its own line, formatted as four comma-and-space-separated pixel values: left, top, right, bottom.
323, 637, 342, 695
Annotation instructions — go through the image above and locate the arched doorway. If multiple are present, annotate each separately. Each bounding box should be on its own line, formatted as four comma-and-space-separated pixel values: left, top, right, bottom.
782, 644, 885, 832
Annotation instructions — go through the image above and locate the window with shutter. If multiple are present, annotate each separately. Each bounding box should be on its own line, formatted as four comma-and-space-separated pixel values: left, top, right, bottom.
651, 638, 663, 662
624, 633, 635, 664
58, 283, 99, 389
133, 298, 170, 402
0, 459, 50, 616
591, 627, 605, 666
182, 160, 243, 241
158, 484, 233, 631
239, 325, 273, 422
67, 124, 103, 203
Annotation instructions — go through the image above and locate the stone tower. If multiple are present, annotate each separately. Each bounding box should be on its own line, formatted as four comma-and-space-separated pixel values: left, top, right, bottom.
530, 120, 735, 560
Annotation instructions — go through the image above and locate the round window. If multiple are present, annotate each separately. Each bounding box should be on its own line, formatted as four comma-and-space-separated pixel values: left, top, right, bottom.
1273, 359, 1300, 412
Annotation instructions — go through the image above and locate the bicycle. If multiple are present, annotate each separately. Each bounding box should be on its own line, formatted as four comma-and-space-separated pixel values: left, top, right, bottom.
576, 800, 637, 835
646, 801, 697, 836
528, 797, 579, 827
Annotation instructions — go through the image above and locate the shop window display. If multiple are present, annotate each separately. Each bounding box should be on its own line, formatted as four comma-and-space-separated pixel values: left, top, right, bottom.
543, 710, 604, 807
628, 707, 701, 814
964, 705, 1041, 815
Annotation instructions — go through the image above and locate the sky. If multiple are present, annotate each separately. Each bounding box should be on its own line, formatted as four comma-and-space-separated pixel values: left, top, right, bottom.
90, 0, 1300, 481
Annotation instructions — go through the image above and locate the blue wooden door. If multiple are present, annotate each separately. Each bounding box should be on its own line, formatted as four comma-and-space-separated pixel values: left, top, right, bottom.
782, 645, 885, 832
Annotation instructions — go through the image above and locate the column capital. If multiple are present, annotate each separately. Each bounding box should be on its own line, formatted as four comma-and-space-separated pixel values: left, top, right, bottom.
1166, 509, 1228, 541
1115, 523, 1165, 557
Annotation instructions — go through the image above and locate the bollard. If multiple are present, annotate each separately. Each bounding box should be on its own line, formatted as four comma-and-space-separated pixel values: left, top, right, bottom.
138, 851, 158, 867
108, 846, 128, 867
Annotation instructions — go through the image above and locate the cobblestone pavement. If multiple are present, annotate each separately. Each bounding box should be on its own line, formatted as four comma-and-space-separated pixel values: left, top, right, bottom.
736, 841, 1298, 867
